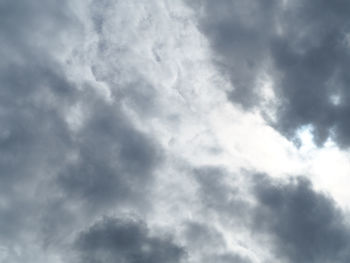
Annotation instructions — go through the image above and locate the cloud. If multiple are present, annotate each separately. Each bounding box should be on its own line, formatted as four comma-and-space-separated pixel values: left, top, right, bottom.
0, 0, 79, 246
252, 174, 350, 263
74, 217, 185, 263
187, 0, 278, 108
0, 1, 84, 262
3, 0, 350, 263
56, 93, 162, 211
193, 166, 248, 218
188, 167, 350, 263
189, 0, 350, 148
183, 221, 251, 263
0, 0, 163, 261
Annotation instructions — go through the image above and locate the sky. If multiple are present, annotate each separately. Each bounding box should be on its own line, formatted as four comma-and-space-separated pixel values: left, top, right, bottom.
2, 0, 350, 262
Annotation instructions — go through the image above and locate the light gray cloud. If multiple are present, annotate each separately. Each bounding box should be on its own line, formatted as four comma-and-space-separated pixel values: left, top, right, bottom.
183, 221, 251, 263
193, 166, 248, 219
0, 0, 164, 261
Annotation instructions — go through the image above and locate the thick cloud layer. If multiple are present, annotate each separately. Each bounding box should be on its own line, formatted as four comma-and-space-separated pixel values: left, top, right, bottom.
56, 95, 161, 211
2, 1, 350, 263
74, 217, 185, 263
0, 0, 163, 261
252, 175, 350, 263
191, 0, 350, 147
0, 0, 79, 252
190, 167, 350, 263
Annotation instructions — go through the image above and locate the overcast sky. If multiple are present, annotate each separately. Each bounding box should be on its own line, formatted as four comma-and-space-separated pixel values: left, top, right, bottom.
2, 0, 350, 262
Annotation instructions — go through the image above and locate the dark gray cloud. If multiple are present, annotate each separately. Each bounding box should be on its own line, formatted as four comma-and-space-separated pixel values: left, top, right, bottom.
74, 217, 185, 263
56, 94, 161, 212
189, 0, 350, 147
39, 91, 162, 250
187, 0, 278, 108
252, 174, 350, 263
0, 0, 79, 248
191, 166, 350, 263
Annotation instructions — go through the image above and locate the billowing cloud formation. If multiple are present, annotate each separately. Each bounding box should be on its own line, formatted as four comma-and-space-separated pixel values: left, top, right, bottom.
2, 0, 350, 263
0, 0, 162, 261
253, 175, 350, 263
189, 167, 350, 263
57, 95, 161, 211
190, 0, 350, 147
75, 217, 185, 263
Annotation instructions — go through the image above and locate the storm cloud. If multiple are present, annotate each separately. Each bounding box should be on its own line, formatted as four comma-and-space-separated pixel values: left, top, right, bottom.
189, 167, 350, 263
74, 217, 185, 263
190, 0, 350, 147
252, 174, 350, 263
2, 1, 350, 263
